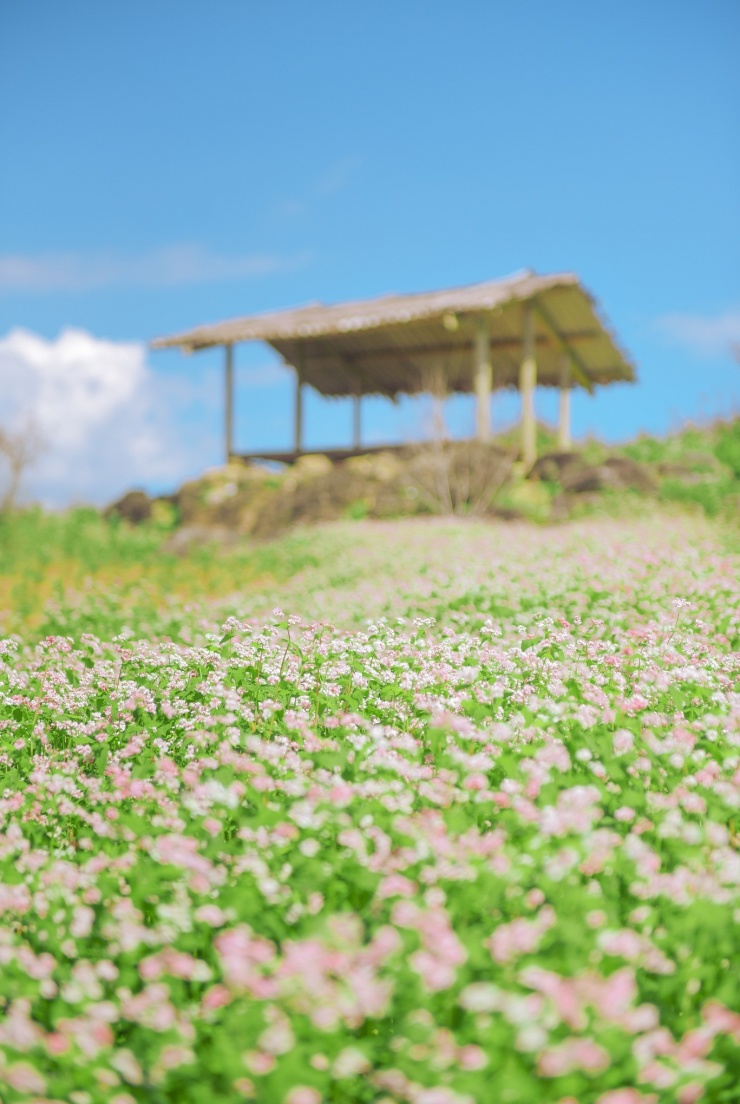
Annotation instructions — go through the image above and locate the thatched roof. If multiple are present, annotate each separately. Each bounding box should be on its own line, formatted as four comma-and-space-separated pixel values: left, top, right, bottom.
152, 270, 635, 399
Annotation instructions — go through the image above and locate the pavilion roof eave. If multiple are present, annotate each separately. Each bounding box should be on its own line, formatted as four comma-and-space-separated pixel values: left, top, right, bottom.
151, 270, 636, 398
152, 269, 561, 350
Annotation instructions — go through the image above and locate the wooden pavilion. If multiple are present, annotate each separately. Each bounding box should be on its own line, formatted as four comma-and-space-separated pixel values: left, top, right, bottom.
152, 269, 635, 468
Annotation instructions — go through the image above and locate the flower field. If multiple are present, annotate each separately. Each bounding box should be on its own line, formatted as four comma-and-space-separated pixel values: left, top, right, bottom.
1, 515, 739, 1104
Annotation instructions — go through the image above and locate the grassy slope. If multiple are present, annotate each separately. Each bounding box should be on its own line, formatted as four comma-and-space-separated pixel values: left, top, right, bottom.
0, 505, 739, 1102
0, 509, 735, 645
0, 419, 737, 640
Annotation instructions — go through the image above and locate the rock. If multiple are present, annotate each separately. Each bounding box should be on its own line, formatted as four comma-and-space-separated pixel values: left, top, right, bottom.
174, 462, 274, 528
106, 489, 152, 524
292, 453, 334, 479
529, 451, 656, 494
345, 451, 404, 481
528, 451, 584, 483
559, 466, 612, 493
602, 456, 657, 493
560, 457, 657, 494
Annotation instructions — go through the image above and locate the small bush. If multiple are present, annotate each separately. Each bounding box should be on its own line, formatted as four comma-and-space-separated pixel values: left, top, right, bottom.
715, 420, 740, 478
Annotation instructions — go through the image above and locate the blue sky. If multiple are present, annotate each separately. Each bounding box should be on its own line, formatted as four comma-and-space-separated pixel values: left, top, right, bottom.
1, 0, 738, 503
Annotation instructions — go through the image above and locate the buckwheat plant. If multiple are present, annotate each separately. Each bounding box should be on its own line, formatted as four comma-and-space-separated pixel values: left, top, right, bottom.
0, 520, 739, 1103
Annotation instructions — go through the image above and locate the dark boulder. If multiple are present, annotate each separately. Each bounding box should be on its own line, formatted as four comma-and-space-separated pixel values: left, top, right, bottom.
528, 451, 584, 483
529, 451, 656, 494
560, 466, 614, 493
601, 456, 657, 492
560, 457, 657, 495
106, 489, 152, 524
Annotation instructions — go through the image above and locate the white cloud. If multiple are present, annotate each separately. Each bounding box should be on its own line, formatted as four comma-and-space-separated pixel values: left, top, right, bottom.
0, 245, 307, 294
0, 328, 219, 506
657, 308, 740, 359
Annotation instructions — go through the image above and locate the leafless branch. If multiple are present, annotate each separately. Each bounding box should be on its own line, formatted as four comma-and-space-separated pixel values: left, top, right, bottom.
0, 419, 44, 511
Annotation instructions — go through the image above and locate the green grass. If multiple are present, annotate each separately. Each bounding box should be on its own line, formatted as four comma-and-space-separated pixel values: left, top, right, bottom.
0, 507, 328, 639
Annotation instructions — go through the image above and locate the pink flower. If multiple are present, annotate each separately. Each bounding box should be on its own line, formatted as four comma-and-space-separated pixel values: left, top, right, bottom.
195, 903, 227, 926
70, 904, 95, 937
596, 1092, 658, 1104
540, 787, 602, 837
538, 1037, 609, 1077
120, 985, 176, 1033
110, 1049, 143, 1084
520, 967, 585, 1030
233, 1077, 255, 1095
377, 873, 416, 899
613, 730, 635, 756
202, 984, 232, 1011
464, 772, 488, 791
703, 1000, 740, 1038
45, 1032, 70, 1055
0, 999, 44, 1050
458, 1044, 488, 1070
681, 792, 706, 815
139, 948, 210, 982
154, 833, 217, 890
409, 950, 457, 991
489, 907, 555, 964
596, 968, 638, 1018
285, 1088, 321, 1104
258, 1015, 295, 1056
4, 1063, 47, 1093
677, 1085, 705, 1104
675, 1027, 714, 1063
391, 899, 420, 927
215, 926, 276, 996
244, 1050, 276, 1075
598, 928, 643, 959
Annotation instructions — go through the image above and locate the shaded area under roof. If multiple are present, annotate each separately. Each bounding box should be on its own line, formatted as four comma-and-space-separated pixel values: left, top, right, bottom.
152, 270, 635, 399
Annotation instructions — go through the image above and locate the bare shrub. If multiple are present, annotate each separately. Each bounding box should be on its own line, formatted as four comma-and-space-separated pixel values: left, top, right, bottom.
405, 440, 513, 516
406, 361, 513, 515
0, 420, 44, 512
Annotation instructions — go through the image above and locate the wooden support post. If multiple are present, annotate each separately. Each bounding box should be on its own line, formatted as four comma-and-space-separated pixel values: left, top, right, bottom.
520, 303, 537, 469
224, 343, 234, 463
432, 394, 446, 440
294, 346, 304, 454
474, 318, 492, 441
352, 391, 362, 450
558, 355, 572, 451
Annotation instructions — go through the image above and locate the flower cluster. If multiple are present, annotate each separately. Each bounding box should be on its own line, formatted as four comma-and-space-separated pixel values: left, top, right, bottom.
0, 520, 739, 1102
